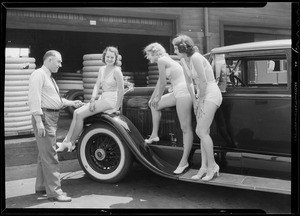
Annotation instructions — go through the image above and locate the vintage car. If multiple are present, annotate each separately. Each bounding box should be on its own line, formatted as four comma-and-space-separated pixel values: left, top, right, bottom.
76, 39, 291, 195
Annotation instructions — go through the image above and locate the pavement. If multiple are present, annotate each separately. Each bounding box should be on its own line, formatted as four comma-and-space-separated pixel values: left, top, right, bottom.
5, 159, 82, 197
4, 112, 78, 182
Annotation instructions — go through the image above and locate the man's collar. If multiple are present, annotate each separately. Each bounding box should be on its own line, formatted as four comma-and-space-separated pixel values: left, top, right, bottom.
41, 65, 51, 76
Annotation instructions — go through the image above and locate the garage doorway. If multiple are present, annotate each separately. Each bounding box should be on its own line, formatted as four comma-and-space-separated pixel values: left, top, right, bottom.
6, 28, 171, 86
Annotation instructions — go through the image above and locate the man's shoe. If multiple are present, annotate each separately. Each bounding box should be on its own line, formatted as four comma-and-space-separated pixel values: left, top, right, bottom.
48, 194, 72, 202
36, 190, 68, 196
35, 190, 46, 195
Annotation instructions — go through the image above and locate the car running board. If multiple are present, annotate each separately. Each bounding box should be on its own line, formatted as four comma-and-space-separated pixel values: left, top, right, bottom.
178, 169, 291, 195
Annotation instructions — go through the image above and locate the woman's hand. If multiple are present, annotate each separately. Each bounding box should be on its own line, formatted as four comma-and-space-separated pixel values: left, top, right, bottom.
112, 108, 120, 114
151, 96, 161, 110
89, 98, 96, 112
196, 99, 205, 119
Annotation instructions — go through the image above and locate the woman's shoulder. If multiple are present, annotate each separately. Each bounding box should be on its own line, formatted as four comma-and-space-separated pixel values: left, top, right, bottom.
113, 65, 122, 72
191, 52, 206, 64
113, 66, 123, 76
191, 52, 202, 60
158, 54, 172, 65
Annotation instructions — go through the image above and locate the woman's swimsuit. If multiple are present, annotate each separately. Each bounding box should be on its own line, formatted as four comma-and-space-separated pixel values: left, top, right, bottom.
189, 52, 222, 108
98, 66, 118, 111
165, 60, 192, 99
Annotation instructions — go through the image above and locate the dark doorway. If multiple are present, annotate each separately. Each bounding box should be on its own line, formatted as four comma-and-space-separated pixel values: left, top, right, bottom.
6, 29, 170, 76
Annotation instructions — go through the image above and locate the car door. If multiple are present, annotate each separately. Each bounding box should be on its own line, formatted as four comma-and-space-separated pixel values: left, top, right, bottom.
211, 49, 291, 179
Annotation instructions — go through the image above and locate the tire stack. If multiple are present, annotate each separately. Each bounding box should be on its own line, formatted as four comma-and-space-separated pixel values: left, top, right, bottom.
147, 55, 180, 87
53, 72, 83, 97
147, 62, 159, 87
134, 71, 148, 87
4, 57, 36, 137
53, 72, 84, 117
122, 72, 135, 85
82, 54, 122, 103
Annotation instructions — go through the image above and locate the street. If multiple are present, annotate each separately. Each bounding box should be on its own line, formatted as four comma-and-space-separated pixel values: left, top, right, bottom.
5, 159, 291, 213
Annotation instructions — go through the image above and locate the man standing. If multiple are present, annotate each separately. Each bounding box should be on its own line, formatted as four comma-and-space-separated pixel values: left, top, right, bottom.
28, 50, 83, 202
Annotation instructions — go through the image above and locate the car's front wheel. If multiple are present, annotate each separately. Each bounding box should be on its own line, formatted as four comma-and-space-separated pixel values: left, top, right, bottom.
77, 123, 133, 183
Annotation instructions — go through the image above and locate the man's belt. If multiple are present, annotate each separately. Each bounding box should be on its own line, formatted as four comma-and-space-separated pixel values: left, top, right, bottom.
42, 108, 60, 112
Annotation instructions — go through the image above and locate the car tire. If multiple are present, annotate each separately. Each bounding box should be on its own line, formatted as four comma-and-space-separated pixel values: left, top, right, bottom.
77, 123, 133, 183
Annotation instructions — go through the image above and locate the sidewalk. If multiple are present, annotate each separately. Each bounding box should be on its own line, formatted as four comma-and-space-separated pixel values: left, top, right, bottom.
5, 155, 82, 203
5, 113, 78, 181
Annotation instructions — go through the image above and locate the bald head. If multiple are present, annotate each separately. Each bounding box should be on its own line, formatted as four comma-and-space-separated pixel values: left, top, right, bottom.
43, 50, 61, 62
43, 50, 62, 73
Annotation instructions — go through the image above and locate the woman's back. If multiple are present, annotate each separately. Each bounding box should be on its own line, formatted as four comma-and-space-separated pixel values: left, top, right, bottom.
190, 52, 215, 84
164, 56, 186, 87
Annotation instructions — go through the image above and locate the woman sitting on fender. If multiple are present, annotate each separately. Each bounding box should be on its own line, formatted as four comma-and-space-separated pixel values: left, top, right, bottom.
56, 46, 124, 152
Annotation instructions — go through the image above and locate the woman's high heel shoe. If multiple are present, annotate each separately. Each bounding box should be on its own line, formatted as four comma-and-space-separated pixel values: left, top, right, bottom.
173, 163, 189, 174
201, 164, 220, 181
145, 136, 160, 144
191, 168, 207, 180
56, 141, 75, 152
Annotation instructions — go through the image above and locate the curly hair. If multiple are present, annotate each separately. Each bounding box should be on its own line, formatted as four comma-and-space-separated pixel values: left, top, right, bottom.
143, 42, 166, 58
172, 34, 197, 57
102, 46, 119, 65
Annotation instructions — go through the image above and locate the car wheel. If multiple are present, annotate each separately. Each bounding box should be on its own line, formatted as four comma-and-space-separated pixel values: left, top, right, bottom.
77, 123, 133, 183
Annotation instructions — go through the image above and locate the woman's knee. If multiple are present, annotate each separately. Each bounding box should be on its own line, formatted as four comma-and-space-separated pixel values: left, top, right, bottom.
73, 109, 85, 121
180, 120, 193, 134
195, 126, 208, 139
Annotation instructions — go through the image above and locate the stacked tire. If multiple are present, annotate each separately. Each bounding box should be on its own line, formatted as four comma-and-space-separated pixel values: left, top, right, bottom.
53, 72, 84, 117
134, 71, 148, 87
4, 57, 36, 137
147, 62, 159, 87
82, 54, 122, 103
122, 72, 135, 85
53, 72, 83, 97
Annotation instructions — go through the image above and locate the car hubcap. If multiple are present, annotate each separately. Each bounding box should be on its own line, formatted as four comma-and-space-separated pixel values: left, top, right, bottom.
95, 148, 106, 161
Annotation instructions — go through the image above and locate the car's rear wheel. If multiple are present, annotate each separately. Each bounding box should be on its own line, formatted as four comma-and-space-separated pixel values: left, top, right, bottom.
77, 123, 133, 183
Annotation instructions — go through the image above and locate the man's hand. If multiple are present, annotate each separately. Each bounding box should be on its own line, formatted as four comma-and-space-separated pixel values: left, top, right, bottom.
73, 100, 85, 108
36, 121, 45, 137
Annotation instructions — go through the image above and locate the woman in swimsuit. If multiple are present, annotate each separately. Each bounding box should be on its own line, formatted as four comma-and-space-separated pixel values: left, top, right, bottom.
172, 34, 223, 181
144, 42, 194, 175
56, 46, 124, 152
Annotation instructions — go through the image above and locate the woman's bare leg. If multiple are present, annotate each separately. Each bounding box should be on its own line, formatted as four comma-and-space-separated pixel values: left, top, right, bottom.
64, 100, 112, 145
195, 101, 218, 169
148, 93, 176, 139
175, 96, 193, 167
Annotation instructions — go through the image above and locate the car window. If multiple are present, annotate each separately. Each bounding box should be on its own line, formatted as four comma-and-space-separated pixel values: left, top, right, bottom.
214, 49, 288, 90
246, 58, 287, 86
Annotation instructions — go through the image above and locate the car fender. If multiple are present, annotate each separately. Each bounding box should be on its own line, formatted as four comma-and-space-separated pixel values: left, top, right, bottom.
84, 113, 179, 180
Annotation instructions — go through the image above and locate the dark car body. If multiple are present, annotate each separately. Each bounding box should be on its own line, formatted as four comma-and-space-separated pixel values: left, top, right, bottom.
78, 40, 291, 195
